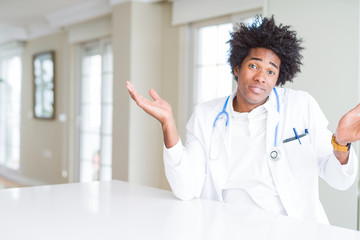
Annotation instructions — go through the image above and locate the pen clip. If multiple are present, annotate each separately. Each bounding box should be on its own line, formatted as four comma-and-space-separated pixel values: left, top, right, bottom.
293, 128, 301, 145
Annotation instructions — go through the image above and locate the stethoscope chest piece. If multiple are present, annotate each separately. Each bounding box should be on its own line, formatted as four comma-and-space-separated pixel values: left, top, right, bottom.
270, 148, 280, 160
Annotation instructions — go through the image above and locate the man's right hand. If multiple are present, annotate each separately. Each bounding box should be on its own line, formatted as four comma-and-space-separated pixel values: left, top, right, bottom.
126, 81, 179, 148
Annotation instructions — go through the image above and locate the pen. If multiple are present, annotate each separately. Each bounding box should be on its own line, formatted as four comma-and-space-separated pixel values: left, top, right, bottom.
293, 128, 301, 145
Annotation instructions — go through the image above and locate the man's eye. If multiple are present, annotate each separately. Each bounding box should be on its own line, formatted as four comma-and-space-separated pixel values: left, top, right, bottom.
249, 64, 257, 69
268, 70, 275, 75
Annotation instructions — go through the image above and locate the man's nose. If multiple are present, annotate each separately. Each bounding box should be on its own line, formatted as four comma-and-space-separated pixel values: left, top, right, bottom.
253, 70, 266, 83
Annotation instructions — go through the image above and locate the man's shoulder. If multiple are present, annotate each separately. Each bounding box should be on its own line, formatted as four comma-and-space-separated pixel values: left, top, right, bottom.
195, 96, 229, 113
278, 87, 314, 103
188, 96, 229, 128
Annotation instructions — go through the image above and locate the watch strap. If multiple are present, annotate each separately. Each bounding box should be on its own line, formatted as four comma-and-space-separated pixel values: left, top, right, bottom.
331, 134, 351, 152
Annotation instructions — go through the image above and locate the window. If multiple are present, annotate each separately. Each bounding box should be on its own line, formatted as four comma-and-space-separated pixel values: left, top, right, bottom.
77, 40, 113, 182
33, 51, 55, 119
192, 16, 257, 106
0, 55, 22, 170
193, 21, 234, 105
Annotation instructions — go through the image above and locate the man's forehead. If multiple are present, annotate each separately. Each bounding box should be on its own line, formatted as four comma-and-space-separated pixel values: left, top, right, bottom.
246, 48, 281, 67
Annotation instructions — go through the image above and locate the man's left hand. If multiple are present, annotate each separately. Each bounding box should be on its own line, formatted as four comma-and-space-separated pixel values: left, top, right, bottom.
336, 103, 360, 145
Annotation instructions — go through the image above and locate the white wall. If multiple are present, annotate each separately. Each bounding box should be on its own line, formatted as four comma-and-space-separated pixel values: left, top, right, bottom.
128, 2, 164, 188
112, 2, 132, 183
112, 2, 180, 189
266, 0, 359, 230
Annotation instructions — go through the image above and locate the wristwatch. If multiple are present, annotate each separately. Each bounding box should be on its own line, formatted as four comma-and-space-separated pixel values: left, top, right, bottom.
331, 134, 351, 152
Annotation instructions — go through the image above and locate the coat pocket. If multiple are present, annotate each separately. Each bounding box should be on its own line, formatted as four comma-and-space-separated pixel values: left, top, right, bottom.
282, 134, 317, 174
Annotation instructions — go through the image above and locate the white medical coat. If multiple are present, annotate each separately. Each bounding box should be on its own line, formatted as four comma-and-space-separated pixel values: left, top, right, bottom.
163, 87, 358, 224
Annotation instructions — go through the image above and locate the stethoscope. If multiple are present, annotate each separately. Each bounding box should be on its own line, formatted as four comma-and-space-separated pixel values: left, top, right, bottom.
209, 88, 280, 160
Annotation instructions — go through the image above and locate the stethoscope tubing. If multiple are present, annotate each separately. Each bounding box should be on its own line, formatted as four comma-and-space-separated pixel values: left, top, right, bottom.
212, 96, 231, 128
210, 88, 280, 160
273, 87, 280, 148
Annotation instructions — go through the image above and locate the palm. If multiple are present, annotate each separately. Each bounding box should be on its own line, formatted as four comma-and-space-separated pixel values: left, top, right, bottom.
126, 81, 172, 124
336, 103, 360, 144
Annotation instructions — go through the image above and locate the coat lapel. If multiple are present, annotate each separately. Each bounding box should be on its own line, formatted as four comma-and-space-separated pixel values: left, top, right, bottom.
264, 88, 287, 155
207, 94, 234, 201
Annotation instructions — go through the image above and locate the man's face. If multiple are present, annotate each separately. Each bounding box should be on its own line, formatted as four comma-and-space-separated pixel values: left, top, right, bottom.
234, 48, 280, 112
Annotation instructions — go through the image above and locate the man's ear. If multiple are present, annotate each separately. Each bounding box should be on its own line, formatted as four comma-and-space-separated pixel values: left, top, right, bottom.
233, 66, 240, 76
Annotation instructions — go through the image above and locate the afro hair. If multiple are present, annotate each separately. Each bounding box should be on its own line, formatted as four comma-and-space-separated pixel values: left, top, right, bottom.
228, 15, 303, 86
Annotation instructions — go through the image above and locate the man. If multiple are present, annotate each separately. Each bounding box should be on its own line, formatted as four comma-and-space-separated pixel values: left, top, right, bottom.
126, 16, 360, 224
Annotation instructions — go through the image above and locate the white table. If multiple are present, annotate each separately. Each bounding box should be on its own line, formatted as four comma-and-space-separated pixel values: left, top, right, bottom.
0, 180, 359, 239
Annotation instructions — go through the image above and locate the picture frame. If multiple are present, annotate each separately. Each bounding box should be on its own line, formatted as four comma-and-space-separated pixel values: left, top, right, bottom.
33, 51, 55, 120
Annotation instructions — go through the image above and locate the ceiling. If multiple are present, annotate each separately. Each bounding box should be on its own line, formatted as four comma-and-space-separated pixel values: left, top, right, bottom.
0, 0, 89, 27
0, 0, 96, 44
0, 0, 165, 44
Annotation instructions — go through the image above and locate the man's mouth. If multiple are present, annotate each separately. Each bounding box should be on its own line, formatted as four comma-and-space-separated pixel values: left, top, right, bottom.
249, 86, 265, 94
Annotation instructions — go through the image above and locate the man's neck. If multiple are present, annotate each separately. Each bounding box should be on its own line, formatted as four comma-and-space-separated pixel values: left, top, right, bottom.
233, 96, 268, 113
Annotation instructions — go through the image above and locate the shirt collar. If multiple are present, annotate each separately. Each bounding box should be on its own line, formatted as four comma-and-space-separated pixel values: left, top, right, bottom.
229, 90, 272, 118
264, 87, 282, 113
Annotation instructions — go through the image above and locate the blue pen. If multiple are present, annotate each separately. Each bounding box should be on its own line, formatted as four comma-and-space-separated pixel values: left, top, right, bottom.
293, 128, 301, 145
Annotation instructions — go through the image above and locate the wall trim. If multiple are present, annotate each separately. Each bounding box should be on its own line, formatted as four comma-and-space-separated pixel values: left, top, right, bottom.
46, 0, 111, 28
0, 0, 164, 45
0, 41, 24, 58
0, 26, 27, 45
67, 16, 111, 44
172, 0, 263, 25
110, 0, 163, 6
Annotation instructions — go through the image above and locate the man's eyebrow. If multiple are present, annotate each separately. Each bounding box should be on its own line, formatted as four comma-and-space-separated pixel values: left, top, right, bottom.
250, 57, 262, 62
269, 62, 278, 69
249, 57, 279, 70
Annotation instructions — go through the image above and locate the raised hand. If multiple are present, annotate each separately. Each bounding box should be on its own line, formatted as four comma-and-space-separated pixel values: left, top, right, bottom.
335, 103, 360, 145
126, 81, 179, 148
126, 81, 173, 124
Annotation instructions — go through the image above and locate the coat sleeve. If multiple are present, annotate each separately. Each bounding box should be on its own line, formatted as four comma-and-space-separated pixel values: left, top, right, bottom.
307, 93, 358, 190
163, 106, 208, 200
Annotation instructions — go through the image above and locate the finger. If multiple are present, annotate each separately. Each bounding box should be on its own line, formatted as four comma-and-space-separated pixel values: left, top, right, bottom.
126, 82, 149, 106
126, 82, 137, 100
149, 88, 162, 101
126, 82, 161, 117
352, 103, 360, 116
126, 81, 135, 92
133, 90, 152, 108
126, 81, 137, 99
347, 103, 360, 118
126, 81, 134, 91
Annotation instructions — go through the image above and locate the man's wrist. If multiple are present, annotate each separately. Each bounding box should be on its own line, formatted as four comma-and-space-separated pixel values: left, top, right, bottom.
332, 134, 351, 152
161, 118, 179, 149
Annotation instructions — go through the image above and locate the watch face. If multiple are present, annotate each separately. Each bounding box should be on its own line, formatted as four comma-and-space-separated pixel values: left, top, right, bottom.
346, 143, 351, 151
